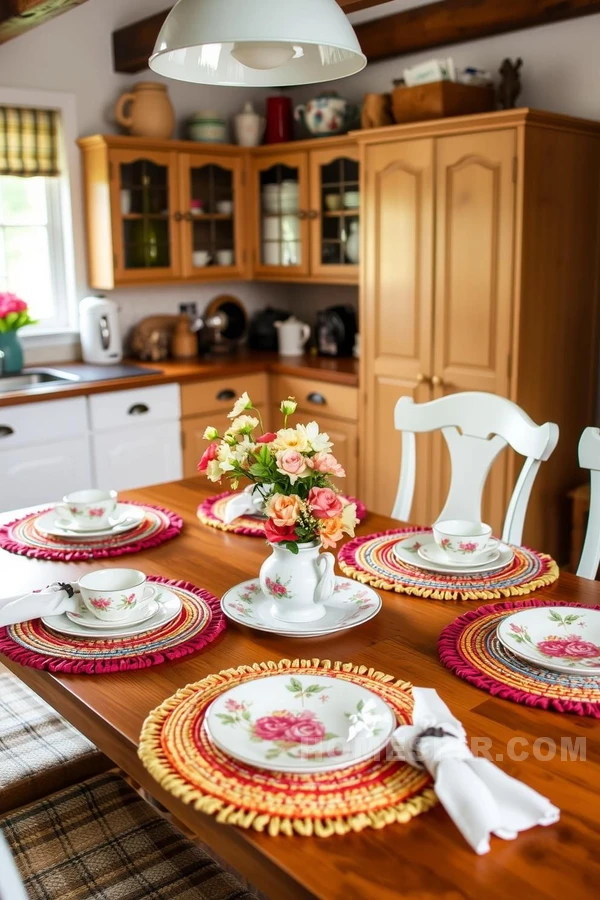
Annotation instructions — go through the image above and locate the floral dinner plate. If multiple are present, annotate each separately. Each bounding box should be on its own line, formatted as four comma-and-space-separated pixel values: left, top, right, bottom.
205, 673, 396, 773
65, 600, 159, 630
497, 606, 600, 675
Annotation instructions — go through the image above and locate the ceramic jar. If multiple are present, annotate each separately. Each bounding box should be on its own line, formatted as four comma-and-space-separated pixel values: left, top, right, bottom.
259, 541, 335, 623
187, 112, 227, 143
0, 330, 23, 374
345, 220, 359, 264
234, 102, 265, 146
115, 82, 175, 139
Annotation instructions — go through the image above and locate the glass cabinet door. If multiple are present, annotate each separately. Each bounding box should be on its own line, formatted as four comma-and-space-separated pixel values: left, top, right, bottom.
309, 145, 360, 282
252, 152, 309, 277
109, 149, 180, 281
178, 153, 245, 278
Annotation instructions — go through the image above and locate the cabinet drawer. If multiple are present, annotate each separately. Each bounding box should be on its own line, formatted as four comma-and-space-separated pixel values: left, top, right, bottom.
88, 384, 181, 431
271, 375, 357, 422
0, 397, 88, 450
181, 373, 268, 418
0, 436, 93, 513
92, 421, 182, 490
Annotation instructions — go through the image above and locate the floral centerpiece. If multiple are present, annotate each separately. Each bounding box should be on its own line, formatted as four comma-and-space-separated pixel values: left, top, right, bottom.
0, 292, 37, 374
198, 392, 360, 624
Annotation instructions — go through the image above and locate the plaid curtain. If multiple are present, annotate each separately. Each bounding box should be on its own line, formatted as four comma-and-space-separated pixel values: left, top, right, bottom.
0, 107, 60, 177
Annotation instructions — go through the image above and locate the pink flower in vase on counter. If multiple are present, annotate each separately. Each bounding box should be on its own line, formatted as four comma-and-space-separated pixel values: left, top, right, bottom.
0, 292, 36, 328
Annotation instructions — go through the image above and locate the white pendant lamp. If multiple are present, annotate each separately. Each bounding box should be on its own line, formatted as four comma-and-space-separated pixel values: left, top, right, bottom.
149, 0, 367, 87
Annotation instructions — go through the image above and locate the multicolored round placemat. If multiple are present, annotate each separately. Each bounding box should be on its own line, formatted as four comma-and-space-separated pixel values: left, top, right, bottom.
338, 528, 558, 601
139, 658, 437, 837
0, 577, 225, 674
197, 490, 367, 537
0, 502, 182, 561
438, 599, 600, 718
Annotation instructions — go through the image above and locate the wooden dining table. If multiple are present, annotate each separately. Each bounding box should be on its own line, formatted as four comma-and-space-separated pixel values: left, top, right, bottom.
1, 478, 599, 900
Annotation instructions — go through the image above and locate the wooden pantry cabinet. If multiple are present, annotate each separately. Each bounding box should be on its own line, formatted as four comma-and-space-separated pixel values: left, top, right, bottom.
78, 135, 248, 289
357, 109, 600, 561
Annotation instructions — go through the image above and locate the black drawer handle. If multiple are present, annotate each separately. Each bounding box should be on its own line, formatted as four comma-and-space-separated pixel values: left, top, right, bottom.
307, 392, 326, 406
217, 389, 236, 401
128, 403, 149, 416
0, 425, 14, 438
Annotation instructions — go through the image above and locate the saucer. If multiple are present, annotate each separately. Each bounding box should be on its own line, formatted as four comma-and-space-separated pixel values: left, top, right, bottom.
204, 673, 396, 773
42, 588, 182, 639
418, 543, 501, 568
496, 606, 600, 676
221, 576, 381, 637
35, 504, 144, 540
393, 534, 513, 575
66, 600, 158, 629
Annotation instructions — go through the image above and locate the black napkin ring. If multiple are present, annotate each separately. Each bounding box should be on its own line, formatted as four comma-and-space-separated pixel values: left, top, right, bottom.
57, 582, 75, 598
411, 726, 456, 769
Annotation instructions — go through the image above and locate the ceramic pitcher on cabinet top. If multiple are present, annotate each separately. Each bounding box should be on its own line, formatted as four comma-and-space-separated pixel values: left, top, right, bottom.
115, 82, 175, 139
260, 542, 335, 623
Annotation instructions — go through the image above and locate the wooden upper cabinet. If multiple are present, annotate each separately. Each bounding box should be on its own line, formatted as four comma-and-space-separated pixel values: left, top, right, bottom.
360, 138, 435, 521
309, 143, 360, 283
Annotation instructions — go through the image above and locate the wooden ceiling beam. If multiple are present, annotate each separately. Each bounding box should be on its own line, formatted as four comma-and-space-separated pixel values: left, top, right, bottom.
0, 0, 90, 45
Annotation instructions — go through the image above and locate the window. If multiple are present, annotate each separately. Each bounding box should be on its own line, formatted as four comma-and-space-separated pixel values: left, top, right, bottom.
0, 174, 70, 331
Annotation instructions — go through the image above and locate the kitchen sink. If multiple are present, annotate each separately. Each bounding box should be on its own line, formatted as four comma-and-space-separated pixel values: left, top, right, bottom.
0, 368, 81, 394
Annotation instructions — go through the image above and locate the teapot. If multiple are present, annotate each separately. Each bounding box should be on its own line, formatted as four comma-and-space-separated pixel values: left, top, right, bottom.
274, 316, 311, 357
294, 91, 358, 137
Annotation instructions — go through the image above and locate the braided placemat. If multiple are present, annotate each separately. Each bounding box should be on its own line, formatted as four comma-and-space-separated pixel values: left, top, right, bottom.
0, 502, 182, 561
0, 577, 225, 674
197, 490, 367, 537
139, 658, 437, 837
438, 599, 600, 718
338, 528, 558, 601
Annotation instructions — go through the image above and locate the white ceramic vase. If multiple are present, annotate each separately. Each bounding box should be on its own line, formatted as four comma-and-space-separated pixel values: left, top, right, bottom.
259, 541, 335, 623
345, 220, 359, 264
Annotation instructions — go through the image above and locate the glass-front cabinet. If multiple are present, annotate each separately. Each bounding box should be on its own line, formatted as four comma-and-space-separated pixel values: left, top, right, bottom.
309, 145, 360, 281
252, 151, 310, 278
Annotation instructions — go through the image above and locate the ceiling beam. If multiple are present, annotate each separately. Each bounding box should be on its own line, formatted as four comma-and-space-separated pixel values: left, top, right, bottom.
0, 0, 90, 45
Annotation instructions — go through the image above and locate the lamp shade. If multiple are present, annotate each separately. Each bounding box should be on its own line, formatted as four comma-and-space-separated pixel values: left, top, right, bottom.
149, 0, 367, 87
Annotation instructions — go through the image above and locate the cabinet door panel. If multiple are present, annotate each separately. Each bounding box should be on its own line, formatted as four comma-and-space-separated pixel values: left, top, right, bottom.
360, 138, 435, 519
0, 437, 92, 513
93, 423, 182, 491
251, 152, 309, 278
309, 144, 359, 282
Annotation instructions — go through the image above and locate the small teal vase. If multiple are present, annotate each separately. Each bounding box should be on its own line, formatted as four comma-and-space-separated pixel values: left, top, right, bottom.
0, 330, 24, 374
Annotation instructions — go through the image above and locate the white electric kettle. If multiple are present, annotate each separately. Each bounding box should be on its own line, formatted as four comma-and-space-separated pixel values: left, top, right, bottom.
274, 316, 311, 357
79, 296, 123, 365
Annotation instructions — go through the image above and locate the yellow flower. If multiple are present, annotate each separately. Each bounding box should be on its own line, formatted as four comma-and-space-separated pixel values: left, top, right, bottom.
272, 427, 309, 452
205, 459, 222, 482
341, 501, 359, 537
227, 392, 252, 419
203, 426, 218, 440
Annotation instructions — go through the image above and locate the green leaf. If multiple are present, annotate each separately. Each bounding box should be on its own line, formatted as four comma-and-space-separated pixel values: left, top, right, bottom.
306, 685, 324, 694
242, 710, 251, 721
357, 699, 364, 713
289, 677, 303, 692
565, 614, 581, 624
284, 541, 299, 555
216, 714, 235, 725
323, 732, 338, 741
265, 748, 281, 759
548, 611, 562, 622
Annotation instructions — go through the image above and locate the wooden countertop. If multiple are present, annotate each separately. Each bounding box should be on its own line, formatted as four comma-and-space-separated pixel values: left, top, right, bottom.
2, 480, 599, 900
0, 352, 359, 408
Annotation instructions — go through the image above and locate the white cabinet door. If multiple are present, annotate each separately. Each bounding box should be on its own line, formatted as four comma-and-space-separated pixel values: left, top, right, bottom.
0, 437, 93, 512
92, 422, 183, 491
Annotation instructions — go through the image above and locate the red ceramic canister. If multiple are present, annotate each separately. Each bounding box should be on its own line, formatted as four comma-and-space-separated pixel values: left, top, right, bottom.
265, 95, 293, 143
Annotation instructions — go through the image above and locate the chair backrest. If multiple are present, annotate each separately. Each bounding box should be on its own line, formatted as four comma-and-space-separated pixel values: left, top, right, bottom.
392, 391, 559, 546
576, 426, 600, 579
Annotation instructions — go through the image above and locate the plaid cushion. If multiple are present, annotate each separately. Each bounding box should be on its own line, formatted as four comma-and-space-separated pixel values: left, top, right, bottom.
1, 772, 257, 900
0, 672, 110, 814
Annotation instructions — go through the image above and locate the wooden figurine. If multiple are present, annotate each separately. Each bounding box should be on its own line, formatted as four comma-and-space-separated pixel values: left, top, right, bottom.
361, 93, 394, 129
497, 58, 523, 109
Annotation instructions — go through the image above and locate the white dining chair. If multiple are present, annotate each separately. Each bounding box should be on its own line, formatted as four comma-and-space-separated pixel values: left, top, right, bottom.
392, 392, 559, 546
576, 426, 600, 579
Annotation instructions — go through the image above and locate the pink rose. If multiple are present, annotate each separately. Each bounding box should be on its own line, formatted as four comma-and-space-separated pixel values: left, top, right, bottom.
283, 711, 326, 745
264, 520, 297, 544
89, 507, 105, 517
459, 541, 478, 552
90, 597, 111, 609
197, 442, 219, 473
253, 714, 296, 741
536, 637, 600, 659
256, 432, 277, 444
276, 449, 309, 481
308, 487, 343, 519
225, 698, 243, 712
311, 451, 346, 478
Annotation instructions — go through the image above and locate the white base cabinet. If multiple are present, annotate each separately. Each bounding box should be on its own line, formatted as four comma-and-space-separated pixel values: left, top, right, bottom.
93, 421, 182, 491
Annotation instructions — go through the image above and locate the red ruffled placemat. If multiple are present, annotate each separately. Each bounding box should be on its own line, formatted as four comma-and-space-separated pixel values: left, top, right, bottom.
338, 528, 558, 601
0, 577, 225, 674
438, 599, 600, 718
0, 502, 182, 561
197, 490, 367, 537
139, 658, 436, 837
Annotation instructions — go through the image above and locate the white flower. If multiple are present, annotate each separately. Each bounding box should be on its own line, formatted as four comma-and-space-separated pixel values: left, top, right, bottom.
205, 460, 222, 482
227, 392, 252, 419
341, 501, 359, 537
230, 436, 255, 464
298, 421, 333, 453
203, 426, 218, 440
217, 443, 236, 472
280, 397, 297, 416
272, 427, 309, 453
226, 415, 259, 436
346, 700, 386, 743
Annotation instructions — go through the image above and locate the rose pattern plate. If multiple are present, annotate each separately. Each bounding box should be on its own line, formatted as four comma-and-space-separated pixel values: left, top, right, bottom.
205, 673, 396, 773
497, 606, 600, 675
220, 576, 382, 637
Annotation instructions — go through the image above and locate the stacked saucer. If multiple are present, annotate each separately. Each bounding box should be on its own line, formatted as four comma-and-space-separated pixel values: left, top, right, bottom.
35, 504, 145, 541
394, 518, 514, 576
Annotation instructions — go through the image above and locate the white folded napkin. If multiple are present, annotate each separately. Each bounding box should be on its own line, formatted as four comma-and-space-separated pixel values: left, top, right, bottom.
0, 582, 79, 627
391, 688, 560, 854
223, 485, 267, 524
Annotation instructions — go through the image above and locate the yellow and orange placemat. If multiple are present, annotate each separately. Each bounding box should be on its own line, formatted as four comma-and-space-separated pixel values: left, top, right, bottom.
138, 659, 436, 837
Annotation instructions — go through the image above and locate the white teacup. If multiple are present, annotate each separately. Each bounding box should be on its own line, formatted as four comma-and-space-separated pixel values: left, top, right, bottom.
78, 568, 156, 622
432, 519, 498, 562
193, 250, 211, 267
216, 249, 234, 266
61, 489, 118, 531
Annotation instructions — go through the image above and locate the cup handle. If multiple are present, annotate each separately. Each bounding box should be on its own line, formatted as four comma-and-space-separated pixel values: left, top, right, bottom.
487, 538, 500, 552
142, 585, 157, 602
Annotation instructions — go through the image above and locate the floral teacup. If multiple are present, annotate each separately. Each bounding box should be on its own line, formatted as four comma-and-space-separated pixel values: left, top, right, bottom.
60, 489, 118, 531
432, 519, 498, 563
78, 568, 156, 622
